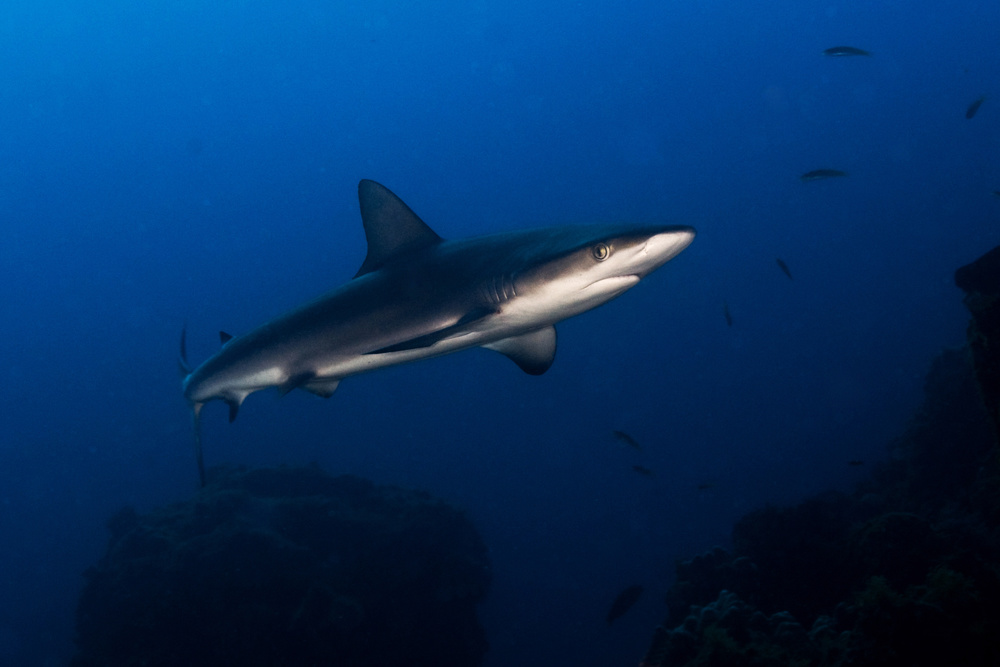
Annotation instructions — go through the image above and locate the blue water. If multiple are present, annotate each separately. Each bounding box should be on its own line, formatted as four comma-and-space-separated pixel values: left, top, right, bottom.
1, 1, 998, 664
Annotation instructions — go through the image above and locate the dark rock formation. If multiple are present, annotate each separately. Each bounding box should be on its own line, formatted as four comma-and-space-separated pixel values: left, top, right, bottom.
956, 245, 1000, 446
643, 566, 1000, 667
72, 466, 491, 667
642, 245, 1000, 666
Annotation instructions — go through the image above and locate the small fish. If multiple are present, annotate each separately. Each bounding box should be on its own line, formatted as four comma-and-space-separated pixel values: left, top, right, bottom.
992, 191, 1000, 198
697, 482, 715, 491
723, 302, 733, 327
823, 46, 871, 57
612, 430, 642, 452
848, 460, 865, 466
775, 258, 793, 280
966, 95, 986, 119
800, 169, 848, 182
607, 585, 644, 625
632, 465, 654, 477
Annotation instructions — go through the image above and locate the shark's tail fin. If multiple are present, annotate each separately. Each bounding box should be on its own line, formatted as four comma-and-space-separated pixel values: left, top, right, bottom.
192, 402, 206, 487
180, 324, 206, 487
179, 324, 192, 377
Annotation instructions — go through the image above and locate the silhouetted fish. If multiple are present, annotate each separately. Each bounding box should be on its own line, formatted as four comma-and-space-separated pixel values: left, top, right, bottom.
607, 584, 643, 625
613, 430, 642, 451
823, 46, 871, 57
800, 169, 848, 182
848, 460, 865, 466
632, 465, 654, 477
776, 258, 793, 280
992, 191, 1000, 198
723, 302, 733, 327
697, 482, 715, 491
966, 96, 986, 119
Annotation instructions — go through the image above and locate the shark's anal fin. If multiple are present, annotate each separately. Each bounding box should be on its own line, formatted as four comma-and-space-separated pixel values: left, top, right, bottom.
483, 326, 557, 375
367, 308, 494, 354
355, 180, 443, 277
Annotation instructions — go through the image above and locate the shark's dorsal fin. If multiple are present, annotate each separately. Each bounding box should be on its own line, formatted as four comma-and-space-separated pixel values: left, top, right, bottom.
355, 180, 442, 277
483, 326, 557, 375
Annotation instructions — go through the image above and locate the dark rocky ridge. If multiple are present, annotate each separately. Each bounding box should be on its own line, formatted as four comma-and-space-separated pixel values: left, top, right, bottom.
640, 244, 1000, 666
73, 465, 491, 667
956, 244, 1000, 445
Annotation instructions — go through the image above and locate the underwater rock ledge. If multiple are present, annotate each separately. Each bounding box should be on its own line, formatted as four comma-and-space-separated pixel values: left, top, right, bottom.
956, 244, 1000, 445
72, 465, 491, 667
640, 246, 1000, 667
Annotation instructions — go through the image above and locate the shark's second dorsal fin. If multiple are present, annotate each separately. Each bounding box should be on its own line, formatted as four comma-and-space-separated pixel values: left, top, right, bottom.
355, 180, 442, 277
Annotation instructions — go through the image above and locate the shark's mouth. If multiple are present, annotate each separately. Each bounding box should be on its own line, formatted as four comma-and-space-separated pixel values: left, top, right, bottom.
582, 275, 640, 297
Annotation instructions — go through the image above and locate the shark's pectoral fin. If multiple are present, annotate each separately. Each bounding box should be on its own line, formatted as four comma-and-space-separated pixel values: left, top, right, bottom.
484, 326, 557, 375
368, 308, 495, 354
303, 378, 340, 398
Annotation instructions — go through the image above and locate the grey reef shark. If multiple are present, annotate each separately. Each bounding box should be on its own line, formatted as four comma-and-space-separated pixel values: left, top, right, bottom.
180, 180, 696, 485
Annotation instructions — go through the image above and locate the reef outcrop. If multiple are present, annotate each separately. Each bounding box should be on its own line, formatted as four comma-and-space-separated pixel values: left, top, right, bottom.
72, 466, 491, 667
641, 245, 1000, 666
956, 245, 1000, 445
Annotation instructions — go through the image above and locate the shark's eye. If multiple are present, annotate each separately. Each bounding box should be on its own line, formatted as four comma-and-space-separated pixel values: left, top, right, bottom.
592, 243, 611, 261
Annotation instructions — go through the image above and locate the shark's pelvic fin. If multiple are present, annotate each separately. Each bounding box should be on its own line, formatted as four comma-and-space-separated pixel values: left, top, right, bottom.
355, 180, 443, 277
278, 372, 314, 396
303, 378, 340, 398
219, 331, 234, 345
277, 372, 340, 398
483, 326, 557, 375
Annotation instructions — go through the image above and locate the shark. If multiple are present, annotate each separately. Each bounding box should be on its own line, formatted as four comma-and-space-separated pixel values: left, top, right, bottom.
180, 180, 695, 484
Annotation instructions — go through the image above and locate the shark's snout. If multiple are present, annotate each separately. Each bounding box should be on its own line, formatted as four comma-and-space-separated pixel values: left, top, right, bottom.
648, 226, 696, 258
632, 226, 696, 276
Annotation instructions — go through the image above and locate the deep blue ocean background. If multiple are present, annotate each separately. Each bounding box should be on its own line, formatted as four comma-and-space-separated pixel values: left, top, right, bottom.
1, 1, 998, 664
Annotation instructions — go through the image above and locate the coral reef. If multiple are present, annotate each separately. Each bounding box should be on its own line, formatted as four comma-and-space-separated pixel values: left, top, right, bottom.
642, 588, 841, 667
642, 245, 1000, 666
644, 565, 1000, 667
72, 466, 491, 667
